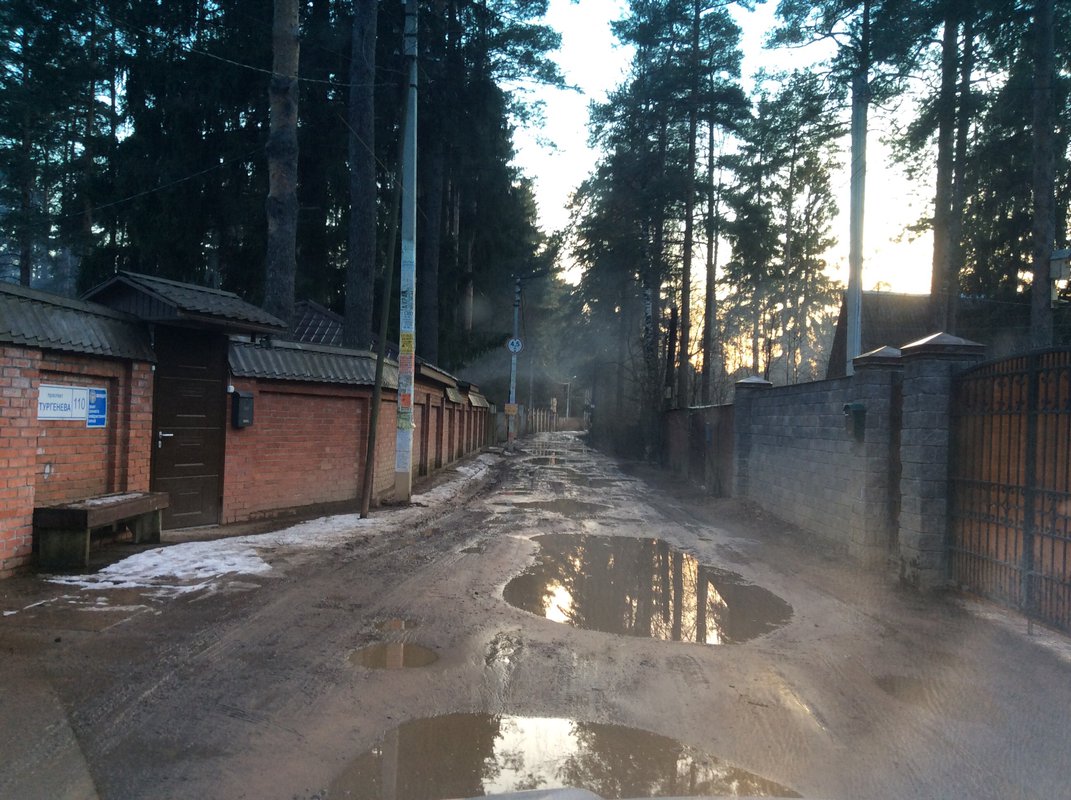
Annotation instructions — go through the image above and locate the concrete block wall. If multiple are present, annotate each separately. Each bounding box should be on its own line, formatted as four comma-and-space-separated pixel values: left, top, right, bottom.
897, 335, 986, 587
0, 345, 153, 578
728, 336, 984, 582
734, 376, 864, 548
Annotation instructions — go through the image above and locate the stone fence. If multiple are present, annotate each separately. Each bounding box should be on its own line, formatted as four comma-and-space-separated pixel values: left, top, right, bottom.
665, 334, 986, 587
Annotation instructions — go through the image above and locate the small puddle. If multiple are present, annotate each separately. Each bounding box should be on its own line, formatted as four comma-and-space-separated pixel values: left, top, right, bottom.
527, 456, 579, 466
513, 499, 610, 518
350, 643, 439, 669
375, 617, 418, 632
330, 713, 799, 798
504, 535, 792, 644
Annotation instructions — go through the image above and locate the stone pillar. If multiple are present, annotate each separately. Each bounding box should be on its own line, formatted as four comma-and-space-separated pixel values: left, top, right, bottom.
732, 376, 772, 499
848, 346, 904, 566
897, 333, 985, 588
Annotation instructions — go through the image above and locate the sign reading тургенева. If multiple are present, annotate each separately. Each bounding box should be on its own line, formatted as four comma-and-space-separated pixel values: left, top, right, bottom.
37, 384, 108, 428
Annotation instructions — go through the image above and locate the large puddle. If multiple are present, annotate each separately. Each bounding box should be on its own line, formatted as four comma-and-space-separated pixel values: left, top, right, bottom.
504, 535, 792, 644
329, 713, 800, 798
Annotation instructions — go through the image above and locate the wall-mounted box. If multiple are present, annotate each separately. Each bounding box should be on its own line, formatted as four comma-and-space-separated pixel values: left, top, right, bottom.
232, 390, 254, 428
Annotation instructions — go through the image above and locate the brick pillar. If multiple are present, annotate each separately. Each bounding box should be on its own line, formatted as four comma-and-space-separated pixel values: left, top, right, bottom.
732, 376, 772, 498
0, 345, 41, 577
898, 333, 985, 588
848, 346, 903, 566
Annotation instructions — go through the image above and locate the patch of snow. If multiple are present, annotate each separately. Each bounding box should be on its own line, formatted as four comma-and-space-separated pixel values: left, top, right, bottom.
47, 453, 500, 599
81, 492, 144, 507
3, 610, 16, 617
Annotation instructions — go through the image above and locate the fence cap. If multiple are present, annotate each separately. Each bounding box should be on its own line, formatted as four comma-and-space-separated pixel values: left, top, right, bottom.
735, 376, 773, 388
853, 345, 902, 369
901, 332, 985, 359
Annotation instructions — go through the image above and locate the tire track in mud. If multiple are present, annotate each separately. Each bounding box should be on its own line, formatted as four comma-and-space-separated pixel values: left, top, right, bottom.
39, 461, 509, 799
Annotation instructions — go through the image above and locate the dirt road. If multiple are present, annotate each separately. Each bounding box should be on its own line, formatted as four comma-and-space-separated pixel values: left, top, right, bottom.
2, 431, 1070, 799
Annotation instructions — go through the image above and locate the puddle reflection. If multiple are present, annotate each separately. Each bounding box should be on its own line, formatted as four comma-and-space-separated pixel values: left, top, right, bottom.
330, 713, 799, 799
350, 643, 439, 669
504, 535, 791, 644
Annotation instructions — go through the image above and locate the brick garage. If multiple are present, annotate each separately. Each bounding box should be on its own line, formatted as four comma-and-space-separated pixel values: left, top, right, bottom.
0, 284, 154, 578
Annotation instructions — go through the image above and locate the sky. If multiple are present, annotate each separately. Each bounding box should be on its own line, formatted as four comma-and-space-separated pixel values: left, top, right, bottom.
510, 0, 934, 295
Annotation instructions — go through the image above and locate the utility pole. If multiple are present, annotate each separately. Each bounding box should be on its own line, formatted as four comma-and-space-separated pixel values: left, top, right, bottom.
846, 0, 871, 376
506, 277, 522, 449
394, 0, 418, 501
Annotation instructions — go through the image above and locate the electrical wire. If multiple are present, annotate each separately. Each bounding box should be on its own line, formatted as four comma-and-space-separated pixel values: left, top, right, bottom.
62, 147, 261, 217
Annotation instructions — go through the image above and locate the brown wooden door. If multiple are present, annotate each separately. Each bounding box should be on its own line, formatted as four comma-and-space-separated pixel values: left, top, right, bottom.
151, 327, 228, 528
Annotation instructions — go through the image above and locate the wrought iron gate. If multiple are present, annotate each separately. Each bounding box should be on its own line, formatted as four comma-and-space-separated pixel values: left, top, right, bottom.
950, 350, 1071, 632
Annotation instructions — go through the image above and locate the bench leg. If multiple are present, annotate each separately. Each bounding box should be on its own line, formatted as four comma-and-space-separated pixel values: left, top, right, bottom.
133, 510, 162, 544
37, 527, 92, 571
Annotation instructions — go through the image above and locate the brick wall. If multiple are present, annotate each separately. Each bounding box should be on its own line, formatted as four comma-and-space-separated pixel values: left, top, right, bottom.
0, 346, 41, 578
223, 380, 365, 522
221, 380, 420, 523
0, 345, 153, 578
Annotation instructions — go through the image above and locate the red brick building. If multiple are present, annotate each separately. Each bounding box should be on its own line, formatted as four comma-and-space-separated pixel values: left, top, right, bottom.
0, 283, 156, 578
0, 274, 493, 577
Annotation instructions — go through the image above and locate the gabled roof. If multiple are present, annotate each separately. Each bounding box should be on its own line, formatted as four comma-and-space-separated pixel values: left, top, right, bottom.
827, 292, 932, 378
292, 300, 344, 346
83, 271, 287, 334
827, 290, 1035, 378
0, 281, 154, 361
229, 339, 397, 389
291, 299, 400, 358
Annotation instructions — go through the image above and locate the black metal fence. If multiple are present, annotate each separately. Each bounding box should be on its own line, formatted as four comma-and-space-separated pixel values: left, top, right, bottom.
950, 349, 1071, 632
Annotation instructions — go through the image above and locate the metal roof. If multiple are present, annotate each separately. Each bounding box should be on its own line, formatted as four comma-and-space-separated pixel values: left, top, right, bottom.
229, 339, 397, 389
445, 387, 468, 405
292, 300, 344, 346
84, 271, 287, 334
0, 281, 155, 361
468, 391, 490, 409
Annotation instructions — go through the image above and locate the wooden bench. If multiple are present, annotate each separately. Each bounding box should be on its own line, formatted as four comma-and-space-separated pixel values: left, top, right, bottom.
34, 492, 170, 570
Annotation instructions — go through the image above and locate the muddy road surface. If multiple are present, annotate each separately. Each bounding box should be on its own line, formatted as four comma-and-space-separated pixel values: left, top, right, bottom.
3, 431, 1071, 800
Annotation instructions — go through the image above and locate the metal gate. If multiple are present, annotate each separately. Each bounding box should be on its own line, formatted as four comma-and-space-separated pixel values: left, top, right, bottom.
950, 350, 1071, 632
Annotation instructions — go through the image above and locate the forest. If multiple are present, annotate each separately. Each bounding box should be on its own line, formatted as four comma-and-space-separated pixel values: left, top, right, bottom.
1, 0, 1068, 455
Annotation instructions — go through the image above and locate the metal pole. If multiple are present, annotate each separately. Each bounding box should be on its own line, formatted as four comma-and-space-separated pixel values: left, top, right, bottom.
394, 0, 417, 501
846, 71, 868, 376
508, 277, 520, 448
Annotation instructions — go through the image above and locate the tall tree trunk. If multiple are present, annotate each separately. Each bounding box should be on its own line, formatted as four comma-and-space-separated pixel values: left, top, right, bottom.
701, 125, 722, 405
930, 4, 959, 333
1030, 0, 1055, 347
948, 12, 975, 335
344, 0, 378, 348
676, 0, 701, 409
17, 27, 34, 287
264, 0, 301, 328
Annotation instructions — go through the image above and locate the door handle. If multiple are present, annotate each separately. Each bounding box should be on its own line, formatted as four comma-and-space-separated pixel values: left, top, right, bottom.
157, 431, 175, 449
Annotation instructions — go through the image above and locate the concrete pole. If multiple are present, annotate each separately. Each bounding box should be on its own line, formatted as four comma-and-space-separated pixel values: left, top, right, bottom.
846, 72, 867, 377
394, 0, 418, 501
